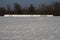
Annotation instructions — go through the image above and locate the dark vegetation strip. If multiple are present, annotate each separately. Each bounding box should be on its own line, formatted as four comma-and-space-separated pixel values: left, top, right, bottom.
0, 2, 60, 16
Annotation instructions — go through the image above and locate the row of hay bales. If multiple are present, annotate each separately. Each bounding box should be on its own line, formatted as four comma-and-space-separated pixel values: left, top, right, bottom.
4, 15, 53, 17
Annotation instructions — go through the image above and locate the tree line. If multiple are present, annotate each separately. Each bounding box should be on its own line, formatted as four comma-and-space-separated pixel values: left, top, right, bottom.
0, 2, 60, 16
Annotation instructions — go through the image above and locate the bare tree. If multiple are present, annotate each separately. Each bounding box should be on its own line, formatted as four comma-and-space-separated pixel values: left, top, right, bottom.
0, 7, 6, 16
53, 2, 60, 16
28, 4, 35, 15
14, 3, 22, 15
7, 5, 11, 14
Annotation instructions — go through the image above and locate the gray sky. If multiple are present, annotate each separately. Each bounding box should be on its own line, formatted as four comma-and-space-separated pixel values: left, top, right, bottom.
0, 0, 60, 8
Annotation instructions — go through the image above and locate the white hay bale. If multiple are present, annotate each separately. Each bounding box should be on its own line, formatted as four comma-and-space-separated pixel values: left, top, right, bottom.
47, 15, 53, 17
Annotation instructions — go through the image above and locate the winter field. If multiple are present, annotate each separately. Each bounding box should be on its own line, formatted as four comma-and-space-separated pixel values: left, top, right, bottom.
0, 16, 60, 40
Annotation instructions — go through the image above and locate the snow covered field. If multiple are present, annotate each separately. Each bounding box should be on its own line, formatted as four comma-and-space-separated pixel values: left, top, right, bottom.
0, 16, 60, 40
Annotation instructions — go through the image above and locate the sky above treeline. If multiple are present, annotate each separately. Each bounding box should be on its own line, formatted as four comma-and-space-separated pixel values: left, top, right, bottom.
0, 0, 60, 8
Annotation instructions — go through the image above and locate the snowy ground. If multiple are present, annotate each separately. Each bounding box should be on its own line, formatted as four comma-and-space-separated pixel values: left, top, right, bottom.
0, 16, 60, 40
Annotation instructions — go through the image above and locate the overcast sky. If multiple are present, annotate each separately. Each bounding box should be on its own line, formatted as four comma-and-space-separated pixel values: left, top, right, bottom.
0, 0, 60, 8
